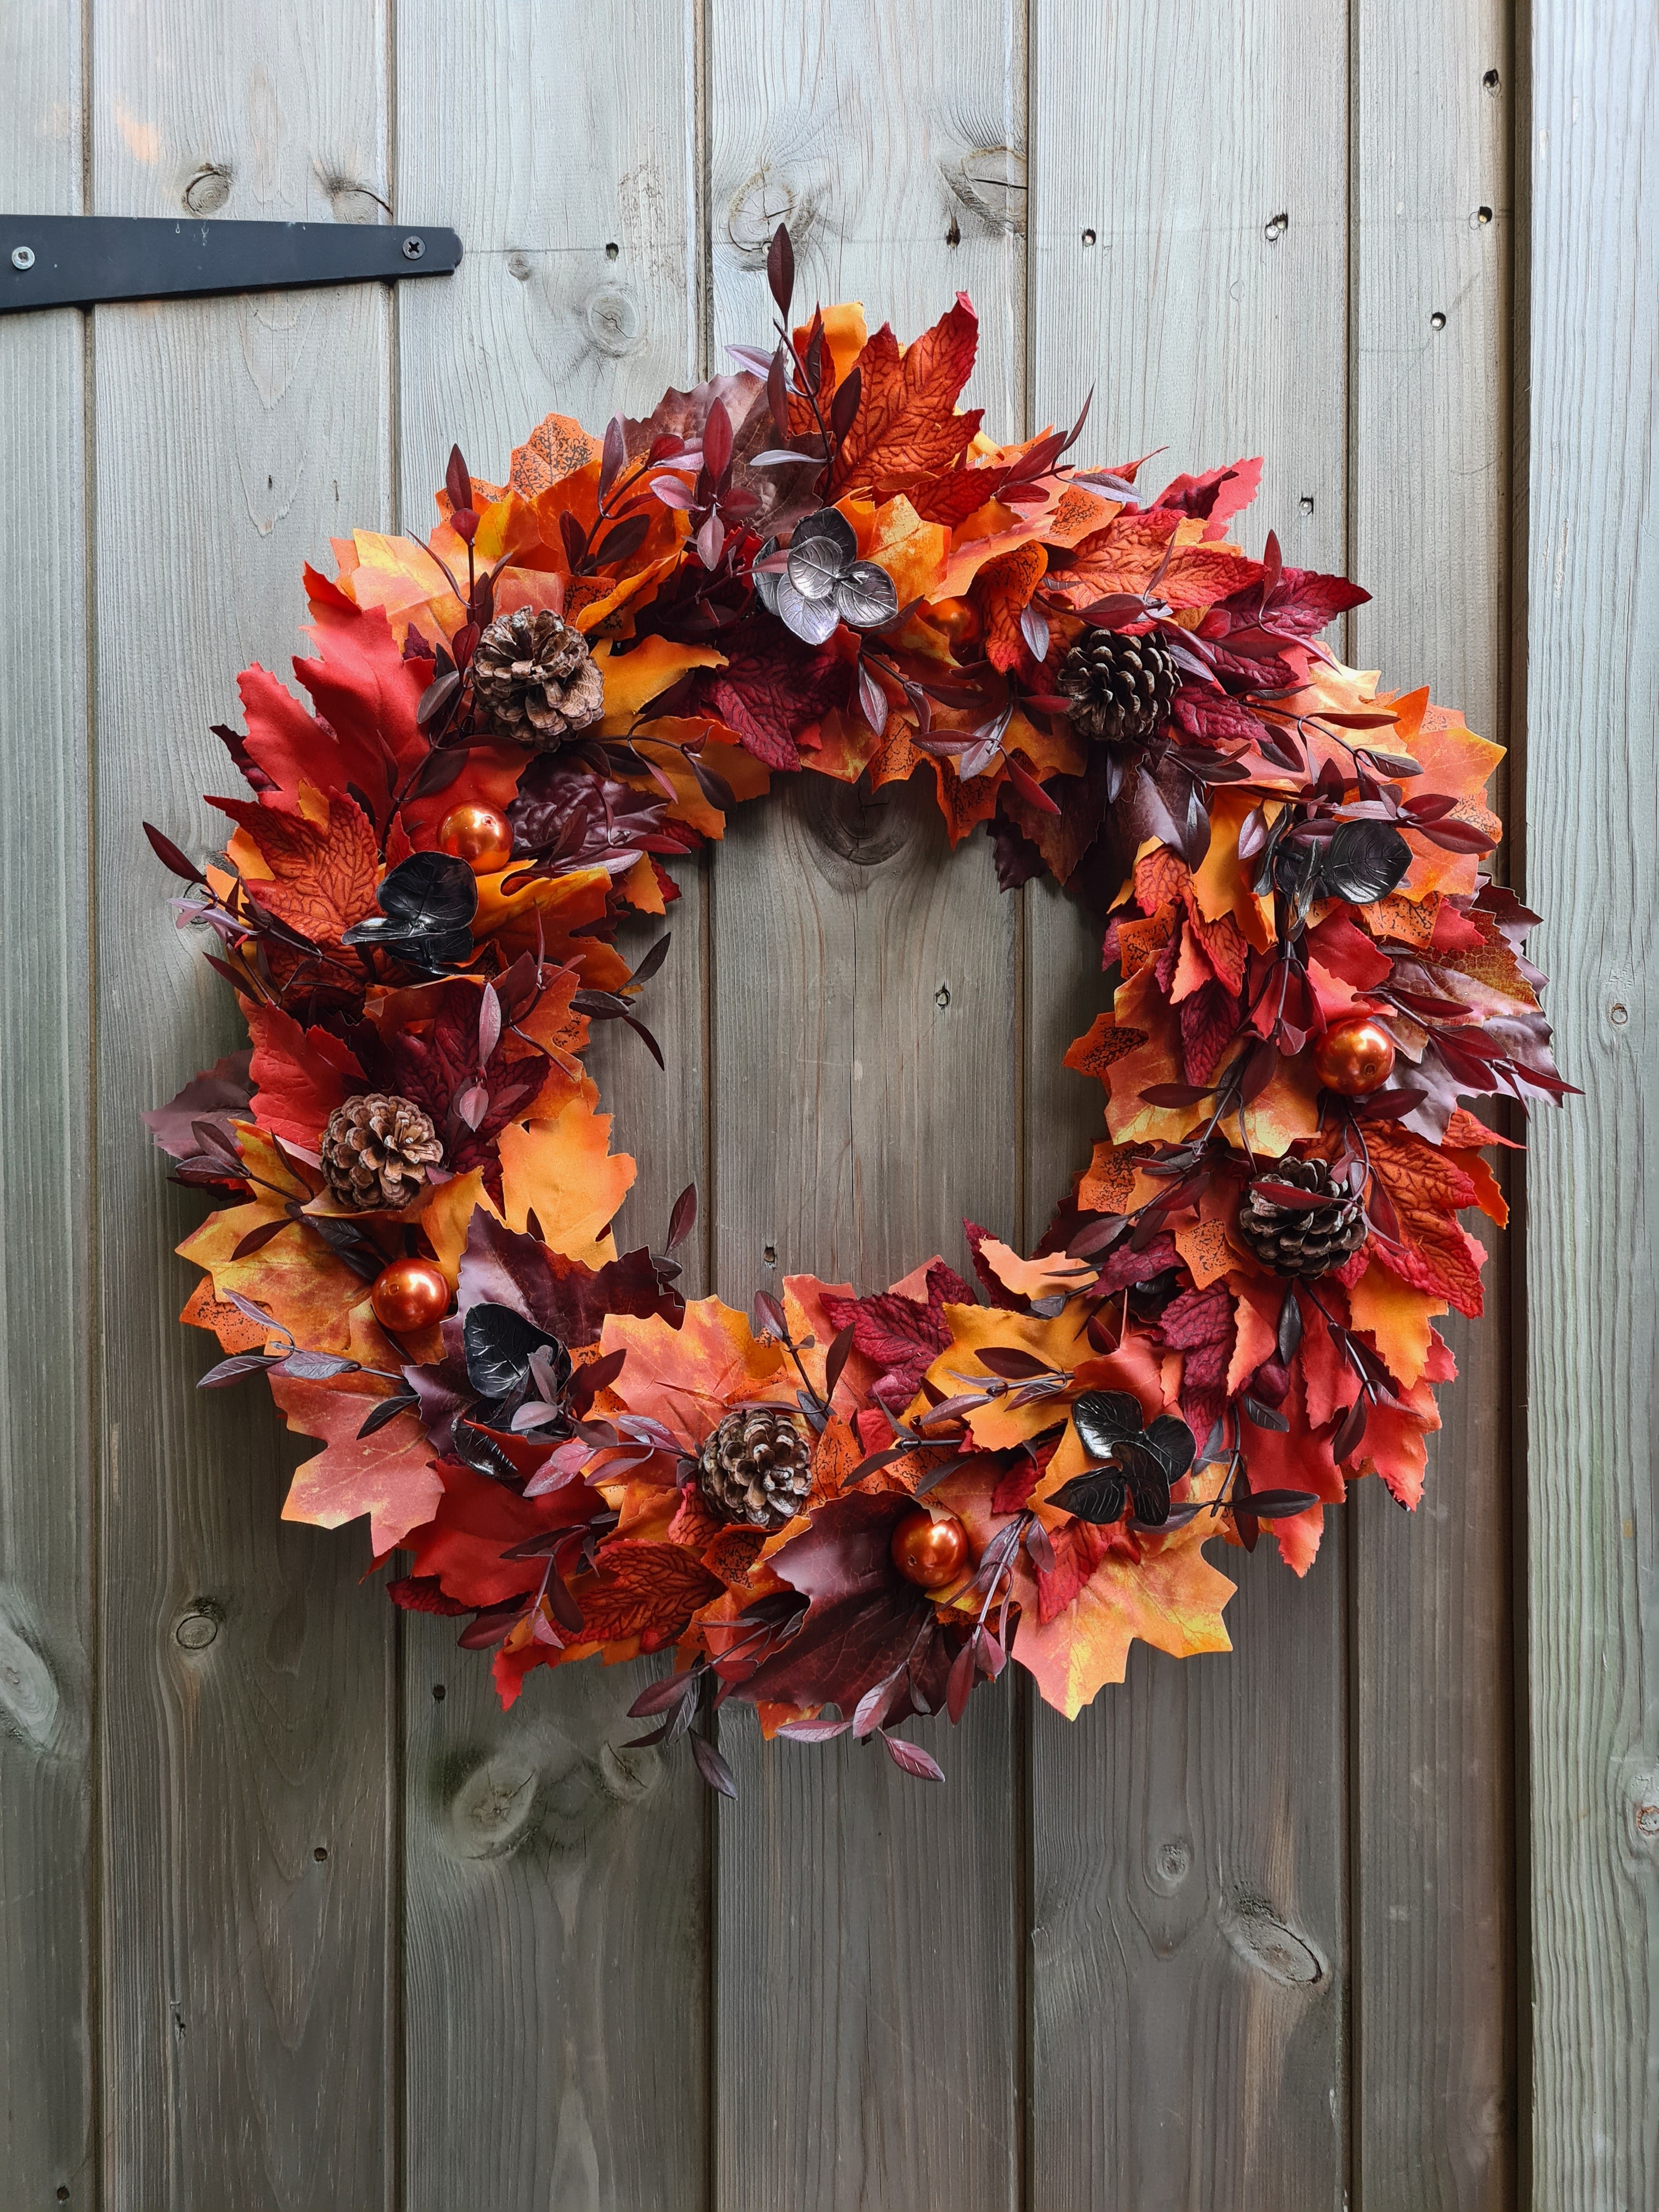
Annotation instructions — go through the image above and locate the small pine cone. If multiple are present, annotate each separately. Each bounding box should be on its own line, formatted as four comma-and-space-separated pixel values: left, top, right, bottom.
471, 608, 605, 748
1056, 627, 1180, 748
697, 1406, 813, 1533
1235, 1158, 1368, 1279
320, 1093, 443, 1211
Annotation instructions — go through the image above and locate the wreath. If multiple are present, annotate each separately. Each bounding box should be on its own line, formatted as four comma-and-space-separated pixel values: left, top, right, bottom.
145, 228, 1568, 1789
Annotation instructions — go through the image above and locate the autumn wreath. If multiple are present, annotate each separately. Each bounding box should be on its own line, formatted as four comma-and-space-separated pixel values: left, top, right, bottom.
145, 229, 1567, 1788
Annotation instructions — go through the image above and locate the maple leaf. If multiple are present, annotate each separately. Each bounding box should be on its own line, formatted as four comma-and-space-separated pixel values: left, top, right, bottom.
1363, 1123, 1487, 1317
569, 1542, 724, 1650
231, 578, 427, 819
507, 410, 601, 495
212, 789, 380, 950
244, 999, 361, 1148
1152, 456, 1264, 531
178, 1197, 365, 1357
971, 541, 1047, 672
600, 1296, 788, 1451
820, 1261, 976, 1415
496, 1097, 635, 1268
830, 296, 983, 497
1158, 1282, 1235, 1438
1011, 1507, 1234, 1718
405, 1456, 606, 1610
275, 1373, 442, 1554
691, 619, 847, 770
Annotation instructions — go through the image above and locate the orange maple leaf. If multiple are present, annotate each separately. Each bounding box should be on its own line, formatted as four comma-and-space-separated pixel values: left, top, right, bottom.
970, 541, 1048, 673
1363, 1123, 1487, 1317
600, 1296, 788, 1452
496, 1097, 635, 1267
830, 295, 983, 497
213, 789, 380, 950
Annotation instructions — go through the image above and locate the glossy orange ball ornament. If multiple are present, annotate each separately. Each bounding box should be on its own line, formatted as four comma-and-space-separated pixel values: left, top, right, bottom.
1312, 1014, 1397, 1097
890, 1506, 969, 1591
924, 596, 981, 650
369, 1257, 451, 1334
437, 802, 514, 874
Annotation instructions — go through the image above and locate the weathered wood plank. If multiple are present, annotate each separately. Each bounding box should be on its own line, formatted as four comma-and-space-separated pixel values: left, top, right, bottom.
707, 7, 1026, 2205
1026, 6, 1351, 2204
0, 5, 95, 2205
90, 8, 398, 2204
394, 8, 712, 2207
1351, 5, 1519, 2202
1525, 3, 1658, 2205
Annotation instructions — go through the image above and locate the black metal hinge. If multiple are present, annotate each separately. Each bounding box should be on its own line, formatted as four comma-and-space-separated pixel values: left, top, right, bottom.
1, 215, 462, 313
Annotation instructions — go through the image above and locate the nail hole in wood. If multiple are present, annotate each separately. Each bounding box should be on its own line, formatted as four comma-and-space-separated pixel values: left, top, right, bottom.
57, 2191, 69, 2203
605, 240, 619, 261
1474, 205, 1493, 227
432, 1682, 447, 1700
1430, 311, 1447, 331
1299, 495, 1314, 517
1263, 211, 1289, 245
763, 1243, 777, 1266
935, 983, 951, 1008
1482, 67, 1500, 92
314, 1846, 328, 1862
1081, 227, 1097, 247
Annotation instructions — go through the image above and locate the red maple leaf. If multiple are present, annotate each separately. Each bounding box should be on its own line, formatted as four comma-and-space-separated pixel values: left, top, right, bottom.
572, 1543, 724, 1649
696, 623, 846, 769
1158, 1281, 1234, 1438
820, 1261, 975, 1414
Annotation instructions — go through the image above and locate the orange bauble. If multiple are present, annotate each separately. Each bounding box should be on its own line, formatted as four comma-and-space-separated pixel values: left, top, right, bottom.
1313, 1014, 1397, 1096
923, 596, 981, 650
437, 802, 514, 873
370, 1257, 451, 1334
890, 1506, 969, 1590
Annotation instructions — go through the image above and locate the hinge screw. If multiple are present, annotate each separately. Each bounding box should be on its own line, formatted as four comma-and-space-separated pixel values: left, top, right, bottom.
11, 246, 35, 271
401, 234, 425, 260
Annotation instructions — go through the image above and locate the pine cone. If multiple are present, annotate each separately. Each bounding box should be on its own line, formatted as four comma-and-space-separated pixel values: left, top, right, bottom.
320, 1093, 443, 1210
1057, 627, 1180, 748
1235, 1158, 1368, 1279
697, 1406, 812, 1532
471, 608, 605, 747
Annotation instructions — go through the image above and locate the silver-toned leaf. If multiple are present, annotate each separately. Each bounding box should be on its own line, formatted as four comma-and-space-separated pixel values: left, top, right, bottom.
775, 571, 839, 645
834, 560, 899, 630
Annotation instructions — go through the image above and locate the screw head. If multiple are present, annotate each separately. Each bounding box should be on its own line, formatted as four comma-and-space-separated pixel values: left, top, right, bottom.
401, 234, 425, 260
11, 246, 35, 271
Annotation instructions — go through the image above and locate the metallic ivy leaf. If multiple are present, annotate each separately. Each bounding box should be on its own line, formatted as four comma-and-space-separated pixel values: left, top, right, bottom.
463, 1302, 568, 1406
835, 560, 899, 630
786, 507, 857, 600
1316, 819, 1413, 905
1071, 1389, 1146, 1459
775, 570, 839, 644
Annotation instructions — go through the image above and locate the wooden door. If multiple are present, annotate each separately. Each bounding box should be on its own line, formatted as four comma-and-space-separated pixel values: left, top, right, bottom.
0, 2, 1649, 2207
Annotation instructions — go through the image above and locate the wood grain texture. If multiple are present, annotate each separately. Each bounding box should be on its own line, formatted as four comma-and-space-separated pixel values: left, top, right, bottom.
0, 5, 95, 2205
1351, 5, 1518, 2203
394, 8, 712, 2206
90, 7, 398, 2204
707, 7, 1026, 2205
1525, 3, 1659, 2206
1026, 5, 1352, 2204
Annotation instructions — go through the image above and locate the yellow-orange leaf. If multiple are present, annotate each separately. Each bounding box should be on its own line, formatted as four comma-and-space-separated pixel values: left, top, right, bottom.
496, 1098, 634, 1266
